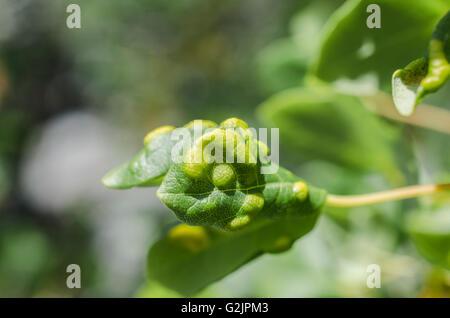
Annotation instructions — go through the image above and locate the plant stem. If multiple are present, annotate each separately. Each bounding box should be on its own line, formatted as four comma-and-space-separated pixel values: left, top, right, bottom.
361, 93, 450, 135
325, 183, 450, 207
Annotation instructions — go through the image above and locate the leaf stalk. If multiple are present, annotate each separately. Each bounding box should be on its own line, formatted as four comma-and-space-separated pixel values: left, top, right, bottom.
326, 183, 450, 207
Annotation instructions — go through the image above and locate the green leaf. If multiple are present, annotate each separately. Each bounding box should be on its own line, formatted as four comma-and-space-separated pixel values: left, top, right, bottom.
104, 118, 327, 294
0, 157, 11, 205
104, 117, 327, 229
158, 163, 326, 231
148, 182, 325, 296
154, 118, 327, 231
255, 38, 307, 94
255, 1, 344, 94
392, 11, 450, 116
290, 0, 345, 63
312, 0, 448, 93
135, 281, 182, 298
257, 87, 400, 177
102, 121, 217, 189
406, 207, 450, 270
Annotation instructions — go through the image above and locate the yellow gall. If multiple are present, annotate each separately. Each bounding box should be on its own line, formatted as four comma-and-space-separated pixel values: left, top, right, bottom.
220, 118, 248, 129
242, 193, 264, 215
168, 224, 210, 253
143, 125, 175, 145
212, 164, 236, 189
228, 215, 251, 230
293, 181, 308, 201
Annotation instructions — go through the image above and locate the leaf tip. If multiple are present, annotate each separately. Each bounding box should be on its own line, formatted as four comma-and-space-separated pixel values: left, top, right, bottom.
101, 170, 122, 189
101, 163, 133, 189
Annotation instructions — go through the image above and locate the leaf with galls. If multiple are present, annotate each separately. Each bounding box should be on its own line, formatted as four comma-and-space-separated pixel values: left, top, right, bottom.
103, 117, 327, 294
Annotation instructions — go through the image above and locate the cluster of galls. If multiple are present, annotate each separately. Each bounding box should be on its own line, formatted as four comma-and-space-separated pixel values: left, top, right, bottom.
174, 118, 308, 231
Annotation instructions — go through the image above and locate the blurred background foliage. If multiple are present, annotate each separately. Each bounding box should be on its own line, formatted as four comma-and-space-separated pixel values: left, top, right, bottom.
0, 0, 449, 297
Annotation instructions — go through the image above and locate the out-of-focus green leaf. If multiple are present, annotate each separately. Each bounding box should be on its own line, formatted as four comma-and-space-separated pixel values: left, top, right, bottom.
290, 1, 344, 62
312, 0, 449, 93
147, 210, 321, 296
0, 225, 53, 296
0, 157, 10, 205
255, 38, 306, 94
407, 207, 450, 270
408, 208, 450, 269
135, 281, 182, 298
0, 109, 29, 155
392, 11, 450, 116
257, 87, 400, 177
255, 1, 345, 95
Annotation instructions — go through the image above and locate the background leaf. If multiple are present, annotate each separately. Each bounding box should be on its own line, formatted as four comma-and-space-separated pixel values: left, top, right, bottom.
257, 87, 401, 178
255, 38, 306, 94
311, 0, 449, 93
147, 212, 322, 296
254, 1, 343, 94
407, 206, 450, 270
